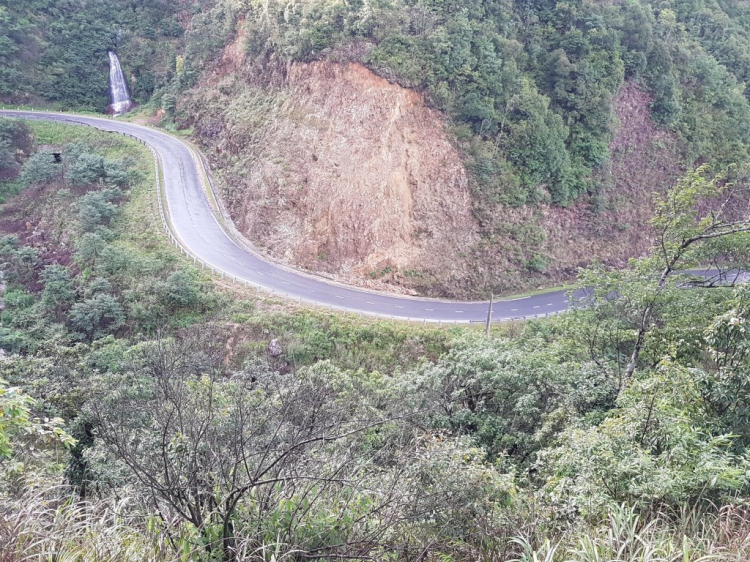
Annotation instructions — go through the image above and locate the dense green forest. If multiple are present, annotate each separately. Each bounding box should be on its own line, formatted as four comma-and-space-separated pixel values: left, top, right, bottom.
0, 0, 190, 109
1, 119, 750, 560
5, 0, 750, 206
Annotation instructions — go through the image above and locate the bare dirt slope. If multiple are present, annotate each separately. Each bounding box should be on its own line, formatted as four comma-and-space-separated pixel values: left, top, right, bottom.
181, 55, 685, 298
544, 82, 684, 270
183, 60, 479, 294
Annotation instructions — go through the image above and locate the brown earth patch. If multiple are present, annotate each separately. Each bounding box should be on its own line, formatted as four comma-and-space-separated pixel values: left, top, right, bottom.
180, 54, 685, 297
554, 81, 683, 269
182, 59, 479, 295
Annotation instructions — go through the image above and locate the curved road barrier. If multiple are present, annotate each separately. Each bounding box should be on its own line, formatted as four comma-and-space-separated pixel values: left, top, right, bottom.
3, 110, 729, 323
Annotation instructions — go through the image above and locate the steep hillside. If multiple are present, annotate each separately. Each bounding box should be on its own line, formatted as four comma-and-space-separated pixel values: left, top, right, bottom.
164, 0, 750, 296
181, 60, 479, 294
181, 57, 684, 297
0, 0, 195, 110
4, 0, 750, 295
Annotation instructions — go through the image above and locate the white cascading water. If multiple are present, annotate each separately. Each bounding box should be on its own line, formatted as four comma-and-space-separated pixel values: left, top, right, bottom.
108, 51, 134, 115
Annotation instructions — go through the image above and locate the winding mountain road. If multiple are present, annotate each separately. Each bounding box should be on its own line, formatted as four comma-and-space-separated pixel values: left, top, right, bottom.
0, 110, 663, 322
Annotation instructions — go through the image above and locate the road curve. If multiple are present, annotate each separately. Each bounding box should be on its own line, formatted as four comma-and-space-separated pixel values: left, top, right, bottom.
2, 109, 583, 322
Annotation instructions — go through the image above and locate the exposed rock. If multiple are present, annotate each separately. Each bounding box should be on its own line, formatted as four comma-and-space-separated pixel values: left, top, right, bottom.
267, 338, 283, 357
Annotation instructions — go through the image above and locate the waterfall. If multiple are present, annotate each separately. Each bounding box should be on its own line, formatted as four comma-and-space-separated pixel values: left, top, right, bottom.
108, 51, 134, 115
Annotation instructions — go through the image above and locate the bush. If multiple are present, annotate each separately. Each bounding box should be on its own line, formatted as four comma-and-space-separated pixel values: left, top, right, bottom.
162, 270, 200, 310
69, 294, 126, 340
41, 265, 75, 319
76, 190, 120, 232
19, 151, 59, 187
67, 153, 106, 186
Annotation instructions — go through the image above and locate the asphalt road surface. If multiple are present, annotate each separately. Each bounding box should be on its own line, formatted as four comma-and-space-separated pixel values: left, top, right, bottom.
3, 109, 725, 323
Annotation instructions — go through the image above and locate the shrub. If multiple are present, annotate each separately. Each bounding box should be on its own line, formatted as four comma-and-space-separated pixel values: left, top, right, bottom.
67, 152, 106, 186
69, 294, 126, 340
19, 151, 59, 187
41, 265, 75, 319
76, 190, 120, 232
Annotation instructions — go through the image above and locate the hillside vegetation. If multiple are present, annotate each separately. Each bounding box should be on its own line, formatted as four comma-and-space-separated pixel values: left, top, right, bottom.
2, 1, 750, 559
0, 118, 750, 561
3, 0, 750, 294
0, 0, 191, 110
181, 0, 750, 207
174, 0, 750, 295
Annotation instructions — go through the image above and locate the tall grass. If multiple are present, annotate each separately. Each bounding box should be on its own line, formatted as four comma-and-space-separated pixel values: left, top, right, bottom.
3, 492, 749, 562
511, 503, 750, 562
0, 490, 181, 562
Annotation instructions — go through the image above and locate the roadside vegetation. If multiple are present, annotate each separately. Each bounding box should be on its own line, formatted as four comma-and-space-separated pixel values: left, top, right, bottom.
5, 0, 750, 297
1, 119, 750, 561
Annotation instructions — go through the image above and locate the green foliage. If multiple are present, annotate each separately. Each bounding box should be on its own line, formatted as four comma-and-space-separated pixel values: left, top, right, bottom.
539, 363, 750, 515
401, 334, 617, 463
0, 378, 31, 460
69, 293, 126, 341
0, 0, 186, 108
20, 151, 59, 187
161, 270, 200, 309
41, 265, 75, 320
0, 235, 39, 286
0, 117, 31, 174
0, 377, 75, 477
506, 80, 577, 204
76, 189, 121, 232
699, 286, 750, 448
67, 153, 106, 187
